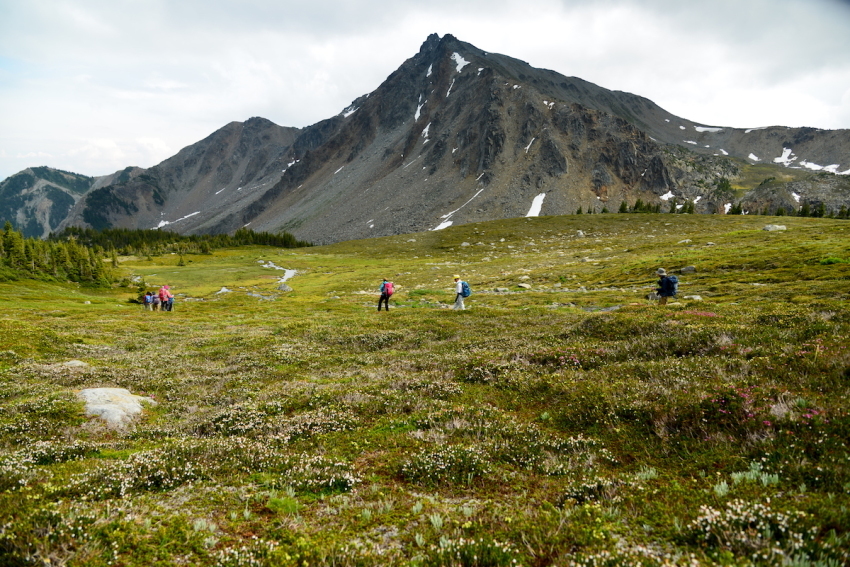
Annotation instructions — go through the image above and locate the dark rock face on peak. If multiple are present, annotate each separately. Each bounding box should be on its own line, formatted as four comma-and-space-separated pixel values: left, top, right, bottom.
0, 167, 98, 238
6, 33, 848, 243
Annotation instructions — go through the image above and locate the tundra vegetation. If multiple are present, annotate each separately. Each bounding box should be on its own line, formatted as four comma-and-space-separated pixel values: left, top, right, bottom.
0, 213, 848, 566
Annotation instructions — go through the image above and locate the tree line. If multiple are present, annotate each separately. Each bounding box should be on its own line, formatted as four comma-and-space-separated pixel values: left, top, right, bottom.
0, 223, 312, 284
1, 221, 111, 284
50, 226, 312, 256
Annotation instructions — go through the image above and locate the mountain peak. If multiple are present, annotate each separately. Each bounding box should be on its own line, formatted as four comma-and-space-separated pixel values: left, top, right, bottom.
419, 33, 442, 54
5, 34, 849, 244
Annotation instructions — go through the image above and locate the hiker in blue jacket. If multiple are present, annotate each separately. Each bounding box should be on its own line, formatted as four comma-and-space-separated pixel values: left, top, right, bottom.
378, 278, 393, 311
655, 268, 678, 305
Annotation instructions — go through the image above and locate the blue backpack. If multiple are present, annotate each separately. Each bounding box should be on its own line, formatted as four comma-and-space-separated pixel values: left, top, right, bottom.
461, 281, 471, 297
664, 275, 679, 295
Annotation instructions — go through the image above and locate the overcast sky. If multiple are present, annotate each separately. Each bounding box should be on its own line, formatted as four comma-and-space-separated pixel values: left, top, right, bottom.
1, 0, 849, 182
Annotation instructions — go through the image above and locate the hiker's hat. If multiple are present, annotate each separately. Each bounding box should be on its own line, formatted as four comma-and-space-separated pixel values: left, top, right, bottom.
656, 268, 666, 276
454, 274, 460, 279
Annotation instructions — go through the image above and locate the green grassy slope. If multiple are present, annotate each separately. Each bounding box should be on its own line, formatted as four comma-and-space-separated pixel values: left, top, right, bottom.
1, 214, 849, 566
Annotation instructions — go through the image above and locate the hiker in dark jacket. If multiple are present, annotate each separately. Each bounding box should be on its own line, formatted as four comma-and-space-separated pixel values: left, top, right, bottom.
656, 268, 678, 305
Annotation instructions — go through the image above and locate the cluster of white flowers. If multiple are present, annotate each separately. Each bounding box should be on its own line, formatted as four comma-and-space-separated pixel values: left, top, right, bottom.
268, 407, 356, 443
689, 498, 814, 562
401, 445, 492, 485
68, 445, 201, 499
346, 330, 407, 351
0, 502, 97, 562
426, 536, 521, 566
566, 543, 703, 567
212, 537, 281, 567
411, 405, 615, 475
559, 476, 630, 506
285, 453, 361, 493
0, 452, 34, 491
196, 403, 355, 442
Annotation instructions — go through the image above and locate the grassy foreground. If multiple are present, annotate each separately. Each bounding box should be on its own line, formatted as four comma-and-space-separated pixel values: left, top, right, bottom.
1, 213, 849, 566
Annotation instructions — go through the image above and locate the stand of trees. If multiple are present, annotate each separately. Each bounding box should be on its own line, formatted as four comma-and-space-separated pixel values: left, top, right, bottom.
1, 221, 111, 284
0, 224, 312, 284
49, 226, 312, 257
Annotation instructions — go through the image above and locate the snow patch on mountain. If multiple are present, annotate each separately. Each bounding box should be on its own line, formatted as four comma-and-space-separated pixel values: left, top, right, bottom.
695, 126, 723, 133
156, 211, 199, 229
433, 187, 487, 230
451, 52, 470, 72
526, 193, 546, 217
774, 148, 797, 166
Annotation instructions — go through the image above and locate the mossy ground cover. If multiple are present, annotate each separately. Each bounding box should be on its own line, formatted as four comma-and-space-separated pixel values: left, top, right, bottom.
1, 214, 849, 566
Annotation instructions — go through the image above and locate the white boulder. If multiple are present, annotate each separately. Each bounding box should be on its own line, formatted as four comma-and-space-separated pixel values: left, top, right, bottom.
77, 388, 157, 429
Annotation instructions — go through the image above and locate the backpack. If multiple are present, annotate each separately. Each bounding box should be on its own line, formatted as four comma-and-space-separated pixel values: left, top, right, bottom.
143, 294, 152, 304
460, 281, 471, 298
384, 282, 394, 296
665, 275, 679, 295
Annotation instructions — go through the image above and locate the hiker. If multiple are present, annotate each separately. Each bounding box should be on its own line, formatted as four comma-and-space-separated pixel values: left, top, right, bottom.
378, 278, 393, 311
159, 285, 174, 312
143, 292, 154, 311
151, 293, 161, 311
453, 275, 466, 310
655, 268, 678, 305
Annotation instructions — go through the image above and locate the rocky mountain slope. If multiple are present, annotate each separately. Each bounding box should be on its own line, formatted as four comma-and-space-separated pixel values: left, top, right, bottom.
4, 34, 849, 243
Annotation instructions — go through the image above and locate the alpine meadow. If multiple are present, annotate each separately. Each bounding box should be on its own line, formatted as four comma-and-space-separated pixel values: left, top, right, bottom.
1, 212, 849, 566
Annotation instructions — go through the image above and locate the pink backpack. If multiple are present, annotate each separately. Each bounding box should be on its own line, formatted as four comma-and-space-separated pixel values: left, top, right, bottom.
384, 282, 394, 296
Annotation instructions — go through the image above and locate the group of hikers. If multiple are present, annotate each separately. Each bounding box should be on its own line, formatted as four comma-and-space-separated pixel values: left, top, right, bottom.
376, 269, 678, 310
377, 274, 473, 311
143, 285, 174, 311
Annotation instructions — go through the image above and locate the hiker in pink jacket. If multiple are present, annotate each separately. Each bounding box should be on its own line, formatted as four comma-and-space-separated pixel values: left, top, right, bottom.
159, 285, 174, 312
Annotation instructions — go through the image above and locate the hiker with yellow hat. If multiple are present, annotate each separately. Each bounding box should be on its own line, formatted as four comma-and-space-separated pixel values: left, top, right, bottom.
453, 275, 468, 310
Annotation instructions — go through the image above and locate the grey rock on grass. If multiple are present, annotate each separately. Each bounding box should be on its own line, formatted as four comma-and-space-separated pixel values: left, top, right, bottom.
77, 387, 157, 429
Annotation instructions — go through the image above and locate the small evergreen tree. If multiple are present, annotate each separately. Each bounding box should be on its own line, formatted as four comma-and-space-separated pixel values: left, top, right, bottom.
618, 201, 629, 213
